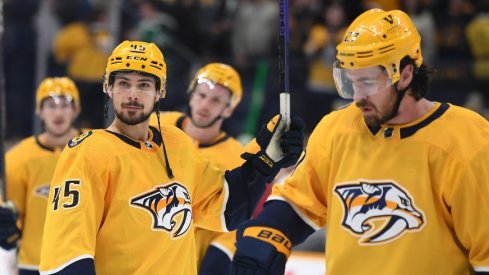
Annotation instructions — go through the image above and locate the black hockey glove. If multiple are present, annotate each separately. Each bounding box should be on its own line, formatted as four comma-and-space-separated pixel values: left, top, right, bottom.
242, 115, 304, 178
231, 219, 290, 275
0, 201, 20, 250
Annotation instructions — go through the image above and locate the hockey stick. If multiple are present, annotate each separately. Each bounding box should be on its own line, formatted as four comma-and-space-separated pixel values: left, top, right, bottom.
278, 0, 290, 129
0, 1, 6, 203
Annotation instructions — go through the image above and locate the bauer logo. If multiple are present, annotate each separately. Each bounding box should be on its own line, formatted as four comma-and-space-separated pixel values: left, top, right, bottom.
334, 180, 425, 245
68, 131, 92, 148
130, 182, 192, 239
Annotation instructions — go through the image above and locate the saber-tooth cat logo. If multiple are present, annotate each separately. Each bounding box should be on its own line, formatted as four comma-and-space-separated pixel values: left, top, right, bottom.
131, 182, 192, 239
334, 180, 425, 245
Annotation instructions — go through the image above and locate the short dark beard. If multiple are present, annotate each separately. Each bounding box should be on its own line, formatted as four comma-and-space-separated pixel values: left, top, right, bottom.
356, 84, 408, 128
114, 102, 153, 125
356, 88, 398, 128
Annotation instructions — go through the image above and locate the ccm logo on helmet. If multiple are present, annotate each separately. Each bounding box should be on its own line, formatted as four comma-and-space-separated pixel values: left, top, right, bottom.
126, 56, 148, 61
334, 180, 425, 245
131, 182, 192, 239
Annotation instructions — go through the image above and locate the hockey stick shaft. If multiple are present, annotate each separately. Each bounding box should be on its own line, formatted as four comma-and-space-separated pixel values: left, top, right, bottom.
278, 0, 290, 129
0, 1, 6, 202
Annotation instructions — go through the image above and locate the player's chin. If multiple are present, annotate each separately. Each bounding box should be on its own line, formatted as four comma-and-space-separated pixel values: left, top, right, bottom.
120, 112, 152, 125
46, 124, 71, 136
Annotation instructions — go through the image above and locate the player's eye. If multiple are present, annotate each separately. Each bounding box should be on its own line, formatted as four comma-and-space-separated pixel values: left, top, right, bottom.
362, 79, 377, 87
139, 82, 151, 89
117, 80, 129, 87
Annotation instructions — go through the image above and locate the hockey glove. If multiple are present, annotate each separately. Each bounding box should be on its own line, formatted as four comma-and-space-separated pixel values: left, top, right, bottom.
242, 115, 304, 178
231, 219, 291, 275
0, 201, 20, 250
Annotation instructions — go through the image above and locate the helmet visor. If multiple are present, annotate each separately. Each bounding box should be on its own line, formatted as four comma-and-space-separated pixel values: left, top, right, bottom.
333, 61, 393, 99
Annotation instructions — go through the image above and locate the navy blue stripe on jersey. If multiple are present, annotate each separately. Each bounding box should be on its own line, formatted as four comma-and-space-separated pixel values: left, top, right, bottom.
105, 130, 141, 148
174, 114, 231, 148
176, 114, 186, 129
223, 159, 269, 230
199, 134, 230, 148
400, 102, 449, 138
36, 129, 85, 152
19, 269, 40, 275
258, 200, 315, 245
49, 258, 95, 275
35, 135, 55, 152
105, 127, 163, 148
199, 245, 232, 275
367, 102, 450, 138
149, 125, 162, 146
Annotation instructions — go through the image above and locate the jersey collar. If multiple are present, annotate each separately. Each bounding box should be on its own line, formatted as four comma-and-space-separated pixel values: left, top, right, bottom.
367, 102, 450, 139
175, 114, 230, 148
105, 126, 162, 150
36, 128, 84, 152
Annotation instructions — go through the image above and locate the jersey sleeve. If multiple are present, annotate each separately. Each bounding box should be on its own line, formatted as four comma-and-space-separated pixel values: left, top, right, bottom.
190, 156, 230, 232
210, 230, 237, 258
448, 143, 489, 271
191, 151, 271, 232
5, 148, 27, 222
39, 148, 108, 273
268, 118, 332, 230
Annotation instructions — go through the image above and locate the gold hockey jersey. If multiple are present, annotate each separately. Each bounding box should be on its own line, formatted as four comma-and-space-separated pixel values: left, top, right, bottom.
39, 126, 234, 275
151, 111, 244, 266
6, 133, 82, 271
270, 103, 489, 274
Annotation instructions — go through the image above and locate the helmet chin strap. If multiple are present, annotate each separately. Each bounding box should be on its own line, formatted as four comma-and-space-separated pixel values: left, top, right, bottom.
382, 81, 411, 124
186, 104, 226, 129
155, 100, 174, 179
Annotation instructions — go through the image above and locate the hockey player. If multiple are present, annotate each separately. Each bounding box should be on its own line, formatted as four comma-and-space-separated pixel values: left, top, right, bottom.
231, 9, 489, 275
4, 77, 83, 275
38, 40, 304, 275
149, 62, 245, 274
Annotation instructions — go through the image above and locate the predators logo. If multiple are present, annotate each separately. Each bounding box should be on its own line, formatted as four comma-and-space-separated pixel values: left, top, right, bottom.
334, 180, 425, 245
68, 131, 92, 148
34, 184, 51, 199
131, 182, 192, 239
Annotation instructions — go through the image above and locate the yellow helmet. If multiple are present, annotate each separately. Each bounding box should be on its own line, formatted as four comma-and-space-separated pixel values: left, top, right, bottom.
336, 9, 422, 84
36, 77, 80, 112
104, 40, 167, 96
189, 63, 242, 108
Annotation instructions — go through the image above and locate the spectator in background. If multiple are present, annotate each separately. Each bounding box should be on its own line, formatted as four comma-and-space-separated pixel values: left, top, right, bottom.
131, 0, 198, 113
465, 0, 489, 117
231, 0, 278, 68
193, 0, 237, 58
4, 0, 40, 140
431, 0, 474, 106
52, 0, 109, 129
231, 0, 279, 139
401, 0, 436, 65
302, 3, 348, 131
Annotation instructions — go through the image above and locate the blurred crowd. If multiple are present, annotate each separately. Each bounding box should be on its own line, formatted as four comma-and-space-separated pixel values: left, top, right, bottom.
4, 0, 489, 144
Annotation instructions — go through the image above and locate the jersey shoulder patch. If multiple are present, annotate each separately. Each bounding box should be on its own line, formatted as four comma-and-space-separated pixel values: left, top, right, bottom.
68, 131, 93, 148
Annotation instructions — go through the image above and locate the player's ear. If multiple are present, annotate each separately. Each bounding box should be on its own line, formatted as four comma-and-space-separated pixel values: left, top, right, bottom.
221, 105, 234, 119
398, 63, 414, 90
103, 83, 113, 99
155, 90, 164, 102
